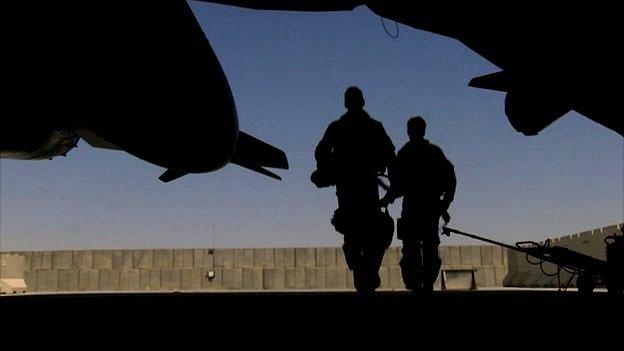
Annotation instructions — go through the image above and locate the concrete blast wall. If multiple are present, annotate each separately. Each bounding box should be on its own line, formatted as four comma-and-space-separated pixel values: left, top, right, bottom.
1, 245, 507, 293
4, 223, 619, 293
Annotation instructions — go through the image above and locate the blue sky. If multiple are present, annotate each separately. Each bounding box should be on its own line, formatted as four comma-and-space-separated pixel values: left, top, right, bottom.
1, 2, 622, 250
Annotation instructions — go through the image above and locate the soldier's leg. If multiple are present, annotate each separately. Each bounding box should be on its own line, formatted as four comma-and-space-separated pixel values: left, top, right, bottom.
421, 215, 442, 292
361, 238, 386, 291
400, 239, 424, 291
422, 238, 442, 292
342, 235, 362, 271
343, 235, 369, 292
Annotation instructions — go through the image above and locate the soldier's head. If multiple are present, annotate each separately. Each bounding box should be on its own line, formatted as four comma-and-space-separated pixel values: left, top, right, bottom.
407, 116, 426, 141
344, 86, 365, 111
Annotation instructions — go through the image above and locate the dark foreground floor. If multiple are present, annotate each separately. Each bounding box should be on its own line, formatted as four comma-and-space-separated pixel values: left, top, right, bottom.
2, 290, 620, 315
2, 290, 621, 340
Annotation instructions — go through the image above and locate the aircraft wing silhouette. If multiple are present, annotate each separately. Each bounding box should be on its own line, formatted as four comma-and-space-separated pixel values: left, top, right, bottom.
203, 0, 360, 11
202, 1, 623, 137
3, 1, 291, 183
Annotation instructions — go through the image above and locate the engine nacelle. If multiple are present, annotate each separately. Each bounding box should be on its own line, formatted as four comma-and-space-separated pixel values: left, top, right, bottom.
505, 91, 571, 136
59, 0, 240, 174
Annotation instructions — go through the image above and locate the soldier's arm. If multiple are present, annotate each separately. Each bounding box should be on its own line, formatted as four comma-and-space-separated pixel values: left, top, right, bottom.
314, 123, 335, 167
441, 158, 456, 208
381, 149, 404, 206
377, 123, 396, 173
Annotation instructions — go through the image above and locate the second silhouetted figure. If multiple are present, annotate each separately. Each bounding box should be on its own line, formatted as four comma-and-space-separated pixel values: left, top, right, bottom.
314, 86, 395, 294
382, 116, 456, 294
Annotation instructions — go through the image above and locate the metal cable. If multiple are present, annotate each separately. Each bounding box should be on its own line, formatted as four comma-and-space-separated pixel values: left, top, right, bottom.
380, 16, 399, 39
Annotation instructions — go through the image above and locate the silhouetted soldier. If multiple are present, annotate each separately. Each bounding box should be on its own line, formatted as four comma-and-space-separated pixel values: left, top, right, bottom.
313, 86, 395, 294
381, 116, 456, 293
